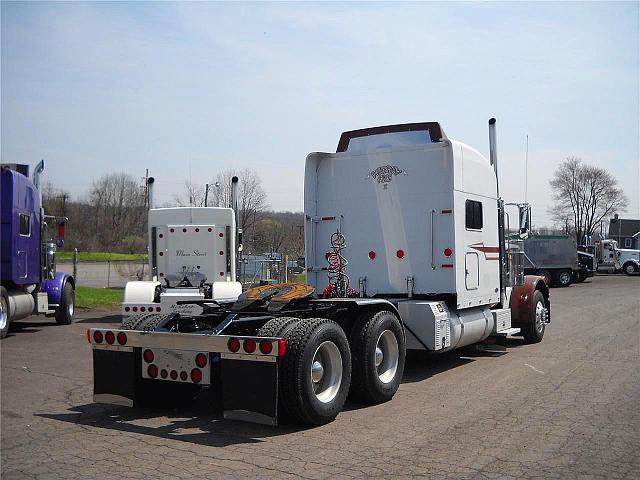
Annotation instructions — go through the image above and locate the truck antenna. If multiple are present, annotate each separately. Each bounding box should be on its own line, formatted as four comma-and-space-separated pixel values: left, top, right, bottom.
525, 134, 529, 203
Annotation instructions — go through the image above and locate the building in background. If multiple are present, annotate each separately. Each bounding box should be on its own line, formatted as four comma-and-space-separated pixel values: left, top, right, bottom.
608, 216, 640, 249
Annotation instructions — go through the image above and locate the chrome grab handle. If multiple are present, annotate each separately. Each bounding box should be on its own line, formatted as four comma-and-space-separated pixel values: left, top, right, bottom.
430, 209, 436, 270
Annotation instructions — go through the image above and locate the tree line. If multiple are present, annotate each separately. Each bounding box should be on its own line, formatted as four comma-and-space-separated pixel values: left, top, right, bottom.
43, 169, 304, 258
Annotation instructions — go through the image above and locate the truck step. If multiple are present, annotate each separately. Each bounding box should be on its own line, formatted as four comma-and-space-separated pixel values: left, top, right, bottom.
496, 327, 521, 336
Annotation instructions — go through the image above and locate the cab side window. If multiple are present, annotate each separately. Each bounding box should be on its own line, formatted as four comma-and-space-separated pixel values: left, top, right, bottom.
465, 200, 483, 230
19, 213, 31, 236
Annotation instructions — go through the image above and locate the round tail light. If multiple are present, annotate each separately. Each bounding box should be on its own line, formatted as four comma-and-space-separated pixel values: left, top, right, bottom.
160, 369, 168, 379
396, 249, 405, 259
93, 331, 103, 343
116, 332, 127, 345
156, 307, 162, 312
132, 306, 138, 312
143, 349, 154, 363
105, 331, 115, 344
180, 371, 188, 381
227, 338, 240, 353
259, 340, 273, 355
190, 368, 203, 383
243, 339, 256, 354
147, 365, 158, 378
170, 370, 178, 380
444, 248, 453, 257
368, 251, 376, 260
124, 306, 130, 312
195, 353, 208, 368
140, 306, 146, 312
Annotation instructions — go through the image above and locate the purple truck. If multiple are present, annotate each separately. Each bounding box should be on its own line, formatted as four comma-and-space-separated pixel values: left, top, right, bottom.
1, 162, 75, 339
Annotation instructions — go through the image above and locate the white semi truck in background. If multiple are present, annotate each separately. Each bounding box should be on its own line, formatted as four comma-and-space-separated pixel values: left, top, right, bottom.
591, 239, 640, 275
89, 118, 550, 427
121, 177, 243, 317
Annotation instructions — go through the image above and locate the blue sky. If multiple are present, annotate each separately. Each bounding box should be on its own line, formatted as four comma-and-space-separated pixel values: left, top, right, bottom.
2, 1, 638, 226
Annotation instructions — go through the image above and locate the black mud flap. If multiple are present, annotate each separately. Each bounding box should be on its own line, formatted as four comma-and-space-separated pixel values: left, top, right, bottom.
93, 349, 136, 407
221, 357, 278, 426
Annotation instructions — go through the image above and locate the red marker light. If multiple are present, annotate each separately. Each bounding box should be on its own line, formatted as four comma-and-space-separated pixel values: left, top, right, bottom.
156, 307, 161, 312
190, 368, 202, 383
160, 369, 168, 379
124, 306, 130, 312
143, 349, 154, 363
132, 306, 138, 312
170, 370, 178, 380
368, 251, 376, 260
117, 332, 127, 345
396, 250, 405, 259
180, 371, 188, 381
159, 252, 164, 256
105, 331, 115, 344
444, 248, 453, 257
148, 365, 158, 378
57, 221, 65, 239
259, 340, 273, 355
140, 306, 146, 312
277, 338, 287, 357
195, 353, 208, 368
243, 339, 256, 354
228, 338, 240, 353
93, 330, 103, 343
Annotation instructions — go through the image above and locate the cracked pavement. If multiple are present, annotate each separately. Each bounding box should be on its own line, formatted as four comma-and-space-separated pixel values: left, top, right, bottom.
2, 275, 639, 479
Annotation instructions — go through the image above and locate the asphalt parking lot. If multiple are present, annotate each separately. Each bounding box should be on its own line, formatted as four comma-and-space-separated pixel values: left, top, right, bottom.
2, 275, 639, 479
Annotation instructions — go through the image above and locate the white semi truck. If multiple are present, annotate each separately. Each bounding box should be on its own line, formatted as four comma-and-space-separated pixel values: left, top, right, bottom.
88, 119, 550, 426
591, 239, 639, 275
121, 177, 243, 317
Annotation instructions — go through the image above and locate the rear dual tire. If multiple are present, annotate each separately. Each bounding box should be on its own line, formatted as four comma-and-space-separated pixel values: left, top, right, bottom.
278, 318, 351, 426
349, 310, 405, 404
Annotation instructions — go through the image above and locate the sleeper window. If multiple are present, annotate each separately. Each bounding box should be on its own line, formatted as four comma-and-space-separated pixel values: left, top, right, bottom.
465, 200, 483, 230
19, 213, 31, 236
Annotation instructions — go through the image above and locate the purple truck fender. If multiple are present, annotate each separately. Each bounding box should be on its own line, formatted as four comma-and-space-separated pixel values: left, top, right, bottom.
41, 272, 74, 306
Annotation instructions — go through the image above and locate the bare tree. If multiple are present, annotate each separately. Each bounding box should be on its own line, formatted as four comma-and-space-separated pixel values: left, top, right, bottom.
549, 157, 628, 243
173, 180, 207, 207
210, 169, 268, 236
88, 173, 146, 251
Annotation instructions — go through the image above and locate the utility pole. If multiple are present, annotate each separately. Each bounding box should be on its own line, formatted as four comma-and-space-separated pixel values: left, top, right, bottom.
204, 184, 209, 207
141, 169, 149, 209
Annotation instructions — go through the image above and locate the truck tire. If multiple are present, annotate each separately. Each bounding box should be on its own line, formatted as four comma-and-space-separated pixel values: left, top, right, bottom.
55, 282, 74, 325
257, 317, 300, 338
0, 287, 10, 339
279, 318, 351, 426
522, 290, 547, 344
554, 269, 573, 287
623, 262, 638, 276
348, 310, 405, 404
574, 270, 587, 283
536, 270, 552, 287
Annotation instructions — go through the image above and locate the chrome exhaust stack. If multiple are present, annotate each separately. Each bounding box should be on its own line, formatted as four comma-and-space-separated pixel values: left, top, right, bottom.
147, 177, 155, 210
489, 118, 507, 306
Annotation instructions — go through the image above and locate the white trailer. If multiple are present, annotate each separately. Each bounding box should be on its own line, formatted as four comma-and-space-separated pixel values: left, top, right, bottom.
89, 119, 550, 427
122, 178, 243, 316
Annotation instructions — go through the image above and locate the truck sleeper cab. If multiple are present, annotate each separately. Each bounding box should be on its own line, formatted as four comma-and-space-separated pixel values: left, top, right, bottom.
90, 120, 550, 426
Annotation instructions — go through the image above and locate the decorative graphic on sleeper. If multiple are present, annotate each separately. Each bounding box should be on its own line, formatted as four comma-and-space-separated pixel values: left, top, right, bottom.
369, 165, 406, 189
469, 243, 500, 260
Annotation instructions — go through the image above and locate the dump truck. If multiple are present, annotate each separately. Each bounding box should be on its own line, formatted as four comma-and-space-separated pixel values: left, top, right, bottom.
88, 118, 550, 426
1, 162, 75, 339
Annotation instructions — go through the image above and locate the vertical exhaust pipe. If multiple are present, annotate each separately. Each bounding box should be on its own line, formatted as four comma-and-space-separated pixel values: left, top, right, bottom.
147, 177, 155, 210
33, 159, 45, 205
489, 118, 507, 306
488, 118, 499, 197
230, 176, 240, 282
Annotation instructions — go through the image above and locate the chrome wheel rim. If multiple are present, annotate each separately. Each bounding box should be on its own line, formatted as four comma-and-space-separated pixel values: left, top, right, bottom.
626, 264, 635, 274
0, 297, 7, 330
68, 291, 75, 318
311, 341, 342, 403
376, 329, 399, 384
535, 301, 546, 333
560, 272, 570, 284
